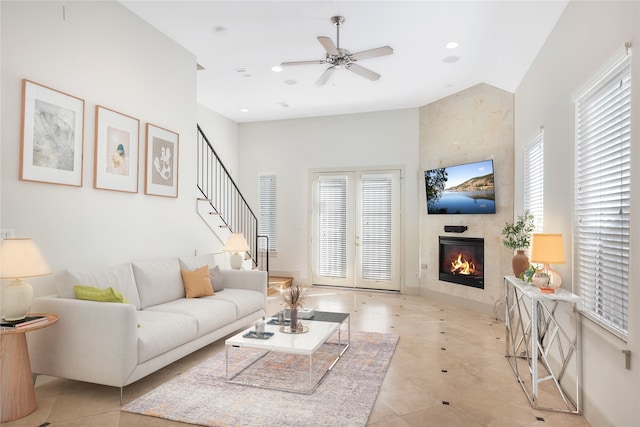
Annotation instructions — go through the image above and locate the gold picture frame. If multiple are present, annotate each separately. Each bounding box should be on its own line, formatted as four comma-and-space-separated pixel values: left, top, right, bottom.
94, 106, 140, 193
144, 123, 179, 198
20, 79, 85, 186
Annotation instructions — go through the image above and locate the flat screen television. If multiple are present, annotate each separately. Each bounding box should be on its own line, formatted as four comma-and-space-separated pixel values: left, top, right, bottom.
425, 159, 496, 214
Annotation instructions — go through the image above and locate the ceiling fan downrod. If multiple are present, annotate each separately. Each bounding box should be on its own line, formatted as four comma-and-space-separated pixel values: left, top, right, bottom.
331, 16, 344, 50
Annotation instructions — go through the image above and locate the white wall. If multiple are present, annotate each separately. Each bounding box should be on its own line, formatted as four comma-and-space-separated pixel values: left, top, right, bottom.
237, 109, 420, 292
1, 1, 213, 296
515, 1, 639, 425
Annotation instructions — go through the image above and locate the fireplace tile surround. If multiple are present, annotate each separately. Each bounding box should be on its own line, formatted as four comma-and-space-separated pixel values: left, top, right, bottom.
419, 82, 514, 308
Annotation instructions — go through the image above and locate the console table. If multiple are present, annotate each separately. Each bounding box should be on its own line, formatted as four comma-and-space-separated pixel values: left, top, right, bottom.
0, 313, 58, 422
504, 276, 581, 414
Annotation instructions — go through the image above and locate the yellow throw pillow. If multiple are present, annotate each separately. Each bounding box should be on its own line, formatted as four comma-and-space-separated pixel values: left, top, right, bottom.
181, 265, 214, 298
74, 285, 129, 303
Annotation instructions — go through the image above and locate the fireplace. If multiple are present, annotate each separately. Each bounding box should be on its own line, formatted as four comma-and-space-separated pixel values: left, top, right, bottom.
439, 236, 484, 289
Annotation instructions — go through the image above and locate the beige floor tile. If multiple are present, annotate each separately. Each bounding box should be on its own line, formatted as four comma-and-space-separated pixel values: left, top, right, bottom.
3, 287, 592, 427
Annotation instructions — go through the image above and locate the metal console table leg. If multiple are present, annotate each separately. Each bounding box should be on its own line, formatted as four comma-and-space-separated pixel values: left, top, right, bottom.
504, 275, 582, 414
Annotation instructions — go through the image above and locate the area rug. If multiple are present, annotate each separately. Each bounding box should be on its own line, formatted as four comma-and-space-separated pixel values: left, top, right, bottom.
122, 331, 398, 427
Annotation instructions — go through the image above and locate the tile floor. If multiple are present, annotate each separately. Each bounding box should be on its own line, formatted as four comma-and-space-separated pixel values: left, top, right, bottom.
5, 288, 593, 427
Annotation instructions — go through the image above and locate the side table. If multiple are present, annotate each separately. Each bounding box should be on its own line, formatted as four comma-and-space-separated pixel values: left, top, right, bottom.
504, 276, 581, 414
0, 313, 58, 422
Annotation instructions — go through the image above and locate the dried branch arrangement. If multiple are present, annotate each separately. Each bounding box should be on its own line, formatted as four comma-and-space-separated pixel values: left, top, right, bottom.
283, 285, 305, 308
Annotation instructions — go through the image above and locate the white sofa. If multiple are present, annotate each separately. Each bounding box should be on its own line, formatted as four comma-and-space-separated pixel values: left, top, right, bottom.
28, 253, 267, 397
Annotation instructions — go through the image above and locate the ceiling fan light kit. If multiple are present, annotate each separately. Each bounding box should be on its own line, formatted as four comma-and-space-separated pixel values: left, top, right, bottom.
281, 15, 393, 86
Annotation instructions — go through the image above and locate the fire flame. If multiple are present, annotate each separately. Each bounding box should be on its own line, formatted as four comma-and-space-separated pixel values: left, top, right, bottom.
450, 253, 476, 275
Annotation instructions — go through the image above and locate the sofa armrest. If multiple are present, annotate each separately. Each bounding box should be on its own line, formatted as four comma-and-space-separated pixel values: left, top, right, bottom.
220, 269, 268, 311
29, 296, 138, 388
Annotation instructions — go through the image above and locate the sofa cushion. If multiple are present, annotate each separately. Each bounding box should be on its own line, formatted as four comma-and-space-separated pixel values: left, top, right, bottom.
136, 310, 198, 364
213, 288, 265, 319
145, 298, 237, 337
181, 265, 214, 298
206, 265, 223, 292
74, 285, 129, 303
179, 254, 224, 291
56, 263, 141, 309
133, 258, 184, 309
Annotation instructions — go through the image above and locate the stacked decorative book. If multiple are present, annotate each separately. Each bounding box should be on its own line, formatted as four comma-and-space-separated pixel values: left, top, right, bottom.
0, 315, 47, 329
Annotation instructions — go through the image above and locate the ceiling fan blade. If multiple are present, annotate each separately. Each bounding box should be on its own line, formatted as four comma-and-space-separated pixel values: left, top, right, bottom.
351, 46, 394, 61
315, 66, 335, 86
317, 36, 339, 56
281, 60, 325, 66
346, 63, 381, 81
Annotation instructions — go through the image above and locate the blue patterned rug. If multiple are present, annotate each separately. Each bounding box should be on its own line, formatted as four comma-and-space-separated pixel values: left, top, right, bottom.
121, 331, 398, 426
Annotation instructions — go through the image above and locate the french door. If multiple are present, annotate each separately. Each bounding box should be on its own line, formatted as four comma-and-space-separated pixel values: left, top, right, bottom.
311, 170, 400, 291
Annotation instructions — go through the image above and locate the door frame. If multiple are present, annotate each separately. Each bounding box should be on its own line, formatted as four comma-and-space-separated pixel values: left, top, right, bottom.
308, 166, 404, 292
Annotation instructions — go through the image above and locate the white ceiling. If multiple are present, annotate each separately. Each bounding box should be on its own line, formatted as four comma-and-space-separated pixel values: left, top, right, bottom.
119, 1, 568, 123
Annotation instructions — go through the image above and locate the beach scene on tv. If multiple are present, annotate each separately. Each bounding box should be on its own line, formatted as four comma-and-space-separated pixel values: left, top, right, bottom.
425, 159, 496, 214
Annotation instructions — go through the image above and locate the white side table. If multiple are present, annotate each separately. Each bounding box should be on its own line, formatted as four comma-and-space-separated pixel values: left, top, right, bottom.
504, 276, 581, 414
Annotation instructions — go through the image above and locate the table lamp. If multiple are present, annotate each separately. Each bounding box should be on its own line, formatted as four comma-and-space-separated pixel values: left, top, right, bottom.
1, 238, 51, 320
224, 233, 250, 270
530, 233, 565, 293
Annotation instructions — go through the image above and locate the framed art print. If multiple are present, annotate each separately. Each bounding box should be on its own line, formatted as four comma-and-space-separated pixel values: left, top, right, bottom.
145, 123, 179, 197
20, 79, 85, 186
94, 106, 140, 193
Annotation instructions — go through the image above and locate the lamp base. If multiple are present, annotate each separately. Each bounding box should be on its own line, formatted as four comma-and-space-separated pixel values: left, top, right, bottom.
1, 279, 33, 321
534, 264, 562, 293
229, 252, 243, 270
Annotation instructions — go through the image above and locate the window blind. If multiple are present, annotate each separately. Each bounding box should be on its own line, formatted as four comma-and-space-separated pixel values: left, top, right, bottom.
524, 131, 544, 233
574, 45, 631, 338
318, 177, 347, 278
258, 175, 277, 252
361, 176, 392, 281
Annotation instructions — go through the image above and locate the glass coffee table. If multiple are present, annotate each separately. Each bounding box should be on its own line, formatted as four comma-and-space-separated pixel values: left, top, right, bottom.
225, 311, 350, 394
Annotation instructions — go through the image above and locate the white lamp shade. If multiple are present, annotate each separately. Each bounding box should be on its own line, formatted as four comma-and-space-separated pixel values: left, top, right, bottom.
223, 233, 250, 253
1, 238, 50, 321
224, 233, 250, 270
1, 238, 51, 279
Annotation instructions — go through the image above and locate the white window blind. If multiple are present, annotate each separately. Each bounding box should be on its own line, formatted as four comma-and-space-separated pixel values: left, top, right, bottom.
361, 175, 392, 281
574, 45, 631, 338
524, 131, 544, 233
258, 174, 277, 252
318, 177, 347, 278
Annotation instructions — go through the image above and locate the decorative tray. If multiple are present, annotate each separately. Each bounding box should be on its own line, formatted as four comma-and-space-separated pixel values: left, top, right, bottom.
242, 331, 274, 340
279, 325, 309, 334
267, 318, 290, 326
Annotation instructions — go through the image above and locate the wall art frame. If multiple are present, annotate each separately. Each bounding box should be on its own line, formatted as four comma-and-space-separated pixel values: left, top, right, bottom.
145, 123, 179, 198
94, 106, 140, 193
20, 79, 85, 187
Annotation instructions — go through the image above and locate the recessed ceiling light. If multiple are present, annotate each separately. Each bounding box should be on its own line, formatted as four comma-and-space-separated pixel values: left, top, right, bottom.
446, 41, 459, 49
271, 66, 283, 72
240, 108, 249, 113
284, 79, 297, 85
443, 56, 460, 64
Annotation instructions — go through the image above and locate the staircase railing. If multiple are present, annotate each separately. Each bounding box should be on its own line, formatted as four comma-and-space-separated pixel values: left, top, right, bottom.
197, 124, 263, 269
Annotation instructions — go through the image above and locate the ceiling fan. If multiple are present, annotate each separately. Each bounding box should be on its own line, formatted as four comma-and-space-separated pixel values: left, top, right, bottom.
281, 15, 394, 86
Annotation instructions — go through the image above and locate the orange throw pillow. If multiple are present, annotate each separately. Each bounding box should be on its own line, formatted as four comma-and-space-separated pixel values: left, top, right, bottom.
181, 265, 214, 298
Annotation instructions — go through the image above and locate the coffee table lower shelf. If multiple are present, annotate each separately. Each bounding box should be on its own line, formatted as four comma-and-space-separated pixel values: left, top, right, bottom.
225, 312, 350, 394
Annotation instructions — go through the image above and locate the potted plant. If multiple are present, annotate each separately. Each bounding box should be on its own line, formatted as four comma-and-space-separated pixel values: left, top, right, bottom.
501, 210, 535, 277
